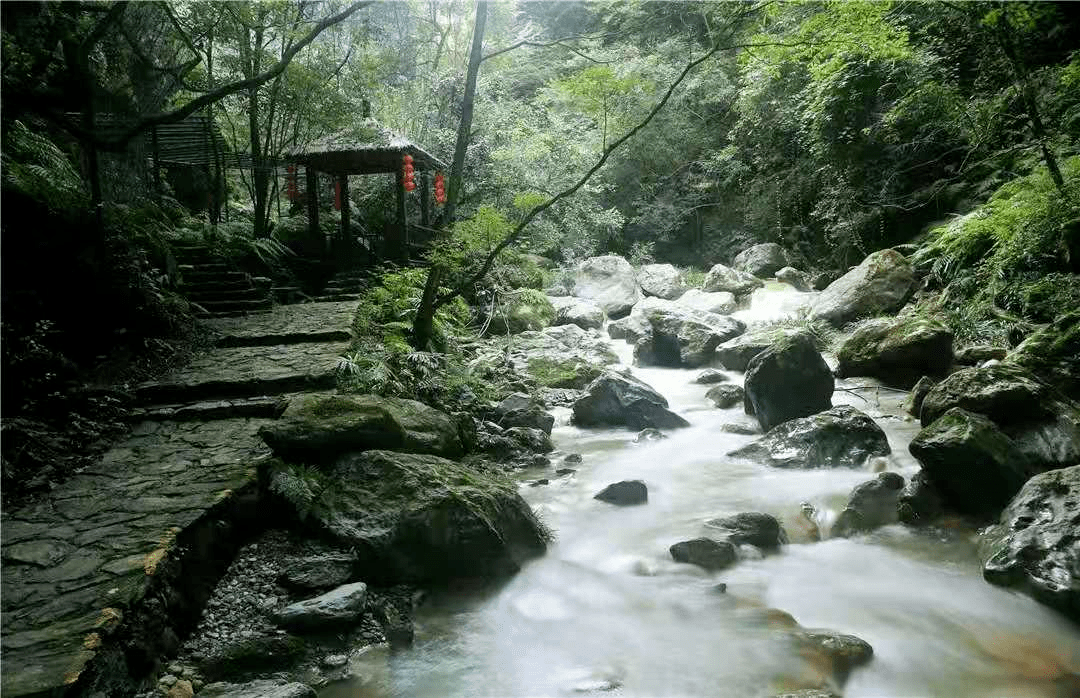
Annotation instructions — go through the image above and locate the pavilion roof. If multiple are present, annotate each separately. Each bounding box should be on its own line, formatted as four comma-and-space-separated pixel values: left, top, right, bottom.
287, 119, 447, 175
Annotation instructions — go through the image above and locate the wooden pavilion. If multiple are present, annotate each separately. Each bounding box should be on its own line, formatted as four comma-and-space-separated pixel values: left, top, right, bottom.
288, 120, 448, 264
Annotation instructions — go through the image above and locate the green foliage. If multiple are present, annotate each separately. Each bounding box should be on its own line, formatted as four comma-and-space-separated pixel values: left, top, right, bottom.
483, 288, 556, 336
1, 121, 88, 214
268, 462, 328, 522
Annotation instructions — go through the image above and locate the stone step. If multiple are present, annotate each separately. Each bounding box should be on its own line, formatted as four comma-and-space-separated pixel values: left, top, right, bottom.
215, 328, 352, 348
186, 287, 269, 303
194, 309, 272, 320
182, 270, 250, 284
194, 298, 273, 313
313, 293, 362, 303
180, 279, 254, 294
323, 282, 366, 293
270, 286, 307, 304
128, 395, 292, 422
178, 262, 231, 273
133, 341, 346, 404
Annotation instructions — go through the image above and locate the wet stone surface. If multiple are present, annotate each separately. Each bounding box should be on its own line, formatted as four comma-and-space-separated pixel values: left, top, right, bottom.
204, 301, 357, 345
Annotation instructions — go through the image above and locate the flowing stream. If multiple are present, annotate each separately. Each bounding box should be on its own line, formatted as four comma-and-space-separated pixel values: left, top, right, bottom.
325, 283, 1080, 698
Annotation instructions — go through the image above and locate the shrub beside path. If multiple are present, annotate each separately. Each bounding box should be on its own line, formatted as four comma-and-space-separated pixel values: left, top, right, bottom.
1, 301, 357, 697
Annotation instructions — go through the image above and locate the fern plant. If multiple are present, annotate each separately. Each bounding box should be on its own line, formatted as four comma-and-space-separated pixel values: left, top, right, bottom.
1, 120, 89, 214
269, 463, 328, 522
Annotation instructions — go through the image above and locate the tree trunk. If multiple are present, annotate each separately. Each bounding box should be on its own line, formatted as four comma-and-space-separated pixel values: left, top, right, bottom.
444, 1, 487, 223
249, 24, 269, 237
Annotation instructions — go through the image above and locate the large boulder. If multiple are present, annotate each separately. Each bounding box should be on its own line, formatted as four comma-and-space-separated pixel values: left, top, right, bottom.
808, 250, 915, 327
484, 290, 555, 335
669, 538, 737, 571
831, 472, 905, 538
705, 512, 785, 550
279, 552, 356, 592
573, 255, 642, 318
835, 315, 954, 389
713, 326, 804, 372
908, 408, 1033, 518
1005, 310, 1080, 401
549, 296, 605, 331
594, 480, 648, 505
259, 394, 463, 462
728, 406, 890, 469
703, 263, 764, 296
637, 263, 687, 300
733, 243, 790, 278
706, 384, 744, 409
272, 582, 368, 631
473, 323, 619, 390
775, 267, 811, 292
980, 465, 1080, 622
631, 299, 746, 368
744, 332, 834, 431
919, 364, 1080, 473
572, 370, 689, 430
311, 450, 549, 584
896, 470, 945, 526
904, 376, 937, 417
677, 289, 737, 315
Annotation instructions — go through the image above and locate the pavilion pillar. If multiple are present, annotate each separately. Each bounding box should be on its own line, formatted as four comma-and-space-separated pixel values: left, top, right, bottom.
419, 170, 431, 229
339, 174, 350, 256
393, 169, 408, 263
306, 166, 321, 255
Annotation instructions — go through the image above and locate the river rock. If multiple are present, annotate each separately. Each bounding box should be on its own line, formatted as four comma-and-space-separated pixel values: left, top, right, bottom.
904, 376, 937, 417
572, 370, 689, 430
677, 288, 737, 314
273, 582, 368, 631
632, 299, 746, 368
919, 363, 1080, 472
635, 428, 667, 442
835, 316, 953, 389
808, 249, 915, 327
594, 480, 648, 505
744, 332, 834, 431
693, 368, 729, 384
775, 266, 812, 291
956, 345, 1007, 365
706, 512, 786, 550
669, 538, 737, 571
769, 691, 840, 698
831, 472, 905, 538
637, 263, 687, 299
908, 408, 1033, 518
259, 394, 463, 462
196, 634, 307, 681
549, 296, 605, 330
980, 465, 1080, 622
484, 290, 556, 335
729, 406, 890, 468
474, 323, 619, 390
713, 326, 804, 371
733, 243, 790, 277
573, 255, 642, 318
1005, 310, 1080, 401
198, 680, 316, 698
704, 263, 765, 296
789, 629, 874, 683
312, 450, 548, 584
706, 384, 744, 409
896, 471, 945, 526
498, 407, 556, 435
496, 393, 533, 414
279, 552, 357, 592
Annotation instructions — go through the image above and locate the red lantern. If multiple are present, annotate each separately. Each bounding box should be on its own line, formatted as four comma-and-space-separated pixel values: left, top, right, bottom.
403, 154, 414, 165
404, 180, 416, 192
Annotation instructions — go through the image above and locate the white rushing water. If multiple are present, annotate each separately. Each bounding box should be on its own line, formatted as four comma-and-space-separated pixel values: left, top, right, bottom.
325, 283, 1080, 698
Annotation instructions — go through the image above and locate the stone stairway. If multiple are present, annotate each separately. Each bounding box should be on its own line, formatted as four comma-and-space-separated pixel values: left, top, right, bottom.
312, 268, 370, 302
0, 300, 358, 697
174, 243, 273, 319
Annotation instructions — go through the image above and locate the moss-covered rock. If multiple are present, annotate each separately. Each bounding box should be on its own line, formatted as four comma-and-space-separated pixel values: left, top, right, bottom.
728, 406, 889, 468
474, 324, 619, 390
258, 394, 464, 462
572, 370, 690, 430
744, 332, 834, 431
313, 450, 549, 584
703, 263, 764, 296
1005, 310, 1080, 401
835, 315, 953, 389
809, 249, 915, 327
632, 298, 746, 368
713, 326, 804, 372
484, 289, 556, 335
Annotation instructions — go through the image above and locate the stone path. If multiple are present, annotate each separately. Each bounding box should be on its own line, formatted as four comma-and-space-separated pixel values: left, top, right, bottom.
1, 301, 357, 697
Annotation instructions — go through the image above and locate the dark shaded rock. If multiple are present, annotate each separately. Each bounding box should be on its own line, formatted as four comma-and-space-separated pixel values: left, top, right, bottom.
573, 255, 641, 318
706, 384, 744, 409
896, 470, 945, 526
790, 629, 874, 683
637, 263, 687, 299
540, 387, 588, 408
505, 427, 554, 453
706, 512, 786, 550
744, 332, 834, 431
919, 364, 1080, 472
703, 263, 764, 296
572, 370, 689, 430
1005, 310, 1080, 401
556, 468, 576, 476
956, 345, 1007, 365
196, 635, 307, 681
496, 392, 532, 414
775, 266, 811, 291
693, 368, 730, 384
904, 376, 937, 417
809, 270, 840, 291
199, 680, 315, 698
728, 406, 890, 469
564, 452, 583, 463
273, 582, 367, 631
733, 243, 790, 278
669, 538, 736, 571
835, 316, 953, 389
529, 478, 550, 487
549, 296, 605, 331
279, 552, 356, 592
594, 480, 648, 505
259, 394, 462, 462
677, 289, 736, 314
632, 298, 746, 368
500, 408, 556, 435
908, 408, 1032, 518
713, 327, 803, 371
980, 465, 1080, 622
313, 450, 548, 584
831, 472, 905, 538
809, 249, 915, 327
